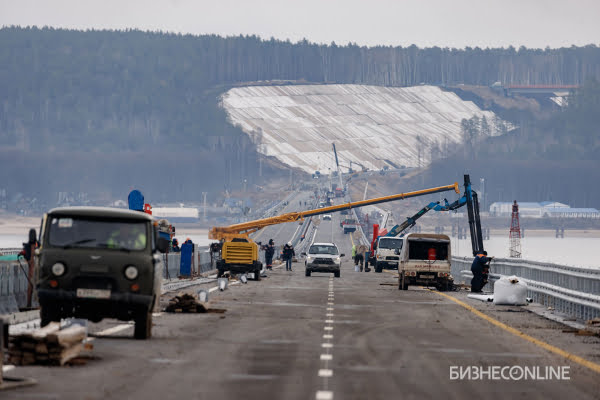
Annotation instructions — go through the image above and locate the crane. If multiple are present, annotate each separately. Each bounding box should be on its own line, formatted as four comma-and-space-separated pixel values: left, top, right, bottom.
208, 182, 461, 279
370, 174, 484, 258
332, 143, 345, 197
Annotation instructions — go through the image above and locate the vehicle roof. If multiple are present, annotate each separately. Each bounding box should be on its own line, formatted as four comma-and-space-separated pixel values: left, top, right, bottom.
310, 242, 337, 247
47, 206, 153, 221
405, 232, 451, 241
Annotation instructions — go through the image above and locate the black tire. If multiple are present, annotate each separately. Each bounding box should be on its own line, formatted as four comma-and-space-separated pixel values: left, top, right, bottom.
437, 280, 449, 292
134, 310, 152, 340
254, 269, 261, 281
334, 270, 340, 278
398, 273, 408, 290
305, 270, 311, 277
375, 263, 382, 273
40, 305, 59, 327
217, 268, 224, 278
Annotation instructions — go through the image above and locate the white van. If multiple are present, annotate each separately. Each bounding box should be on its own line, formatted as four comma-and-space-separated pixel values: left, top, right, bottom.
372, 236, 404, 273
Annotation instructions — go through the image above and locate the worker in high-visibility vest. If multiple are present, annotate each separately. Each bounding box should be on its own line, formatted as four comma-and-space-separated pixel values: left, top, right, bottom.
107, 224, 146, 250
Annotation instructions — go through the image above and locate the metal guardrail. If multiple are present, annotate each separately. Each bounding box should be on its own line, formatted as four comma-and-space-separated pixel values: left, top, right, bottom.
0, 259, 31, 313
0, 248, 23, 256
162, 245, 215, 279
453, 256, 600, 321
0, 245, 217, 315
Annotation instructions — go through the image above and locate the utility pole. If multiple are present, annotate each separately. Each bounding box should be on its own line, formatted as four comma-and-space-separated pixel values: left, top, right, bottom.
202, 192, 207, 222
509, 200, 522, 258
479, 178, 486, 211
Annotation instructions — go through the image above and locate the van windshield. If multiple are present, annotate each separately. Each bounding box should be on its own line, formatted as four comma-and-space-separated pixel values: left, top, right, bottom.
309, 245, 339, 255
48, 217, 147, 251
378, 238, 403, 250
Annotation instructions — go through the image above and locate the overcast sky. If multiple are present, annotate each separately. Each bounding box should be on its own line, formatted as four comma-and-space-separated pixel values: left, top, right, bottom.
1, 0, 598, 49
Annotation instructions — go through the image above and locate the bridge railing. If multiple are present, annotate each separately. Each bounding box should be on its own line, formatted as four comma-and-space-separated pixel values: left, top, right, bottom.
0, 246, 217, 315
162, 245, 215, 279
0, 258, 32, 314
452, 256, 600, 321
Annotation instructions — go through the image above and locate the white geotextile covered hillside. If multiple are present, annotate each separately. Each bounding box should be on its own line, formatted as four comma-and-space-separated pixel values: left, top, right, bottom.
222, 84, 500, 174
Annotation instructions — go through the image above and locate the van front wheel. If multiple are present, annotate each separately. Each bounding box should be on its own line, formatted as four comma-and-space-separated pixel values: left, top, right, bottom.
134, 309, 152, 340
40, 305, 60, 327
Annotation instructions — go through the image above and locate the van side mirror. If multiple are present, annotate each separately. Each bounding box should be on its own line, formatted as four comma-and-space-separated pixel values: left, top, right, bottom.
156, 236, 169, 253
21, 229, 38, 261
301, 252, 306, 256
29, 229, 37, 244
394, 248, 400, 255
340, 253, 345, 257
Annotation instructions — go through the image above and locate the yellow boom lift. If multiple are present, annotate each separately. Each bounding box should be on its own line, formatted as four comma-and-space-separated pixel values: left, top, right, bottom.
209, 182, 460, 280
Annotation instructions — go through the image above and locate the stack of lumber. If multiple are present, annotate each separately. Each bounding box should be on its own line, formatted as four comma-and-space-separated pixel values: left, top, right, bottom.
165, 294, 210, 313
8, 322, 86, 366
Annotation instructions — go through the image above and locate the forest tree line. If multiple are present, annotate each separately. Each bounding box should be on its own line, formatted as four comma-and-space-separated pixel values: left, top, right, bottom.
0, 27, 599, 205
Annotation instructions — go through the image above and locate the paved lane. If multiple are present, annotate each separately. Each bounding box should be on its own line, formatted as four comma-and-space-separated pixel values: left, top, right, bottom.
3, 194, 599, 399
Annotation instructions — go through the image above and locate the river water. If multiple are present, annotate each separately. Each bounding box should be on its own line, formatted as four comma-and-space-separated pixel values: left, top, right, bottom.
1, 233, 598, 270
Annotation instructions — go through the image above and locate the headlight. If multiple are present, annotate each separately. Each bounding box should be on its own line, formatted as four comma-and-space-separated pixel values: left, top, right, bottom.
124, 265, 138, 280
335, 257, 341, 263
306, 256, 312, 261
51, 262, 66, 276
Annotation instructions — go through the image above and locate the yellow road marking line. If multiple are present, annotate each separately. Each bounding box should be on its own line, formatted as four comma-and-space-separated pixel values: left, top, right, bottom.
383, 270, 398, 276
431, 290, 600, 375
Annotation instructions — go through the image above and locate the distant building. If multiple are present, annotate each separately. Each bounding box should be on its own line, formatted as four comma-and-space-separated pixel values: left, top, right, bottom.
489, 202, 545, 217
489, 201, 600, 219
544, 208, 600, 219
152, 207, 199, 223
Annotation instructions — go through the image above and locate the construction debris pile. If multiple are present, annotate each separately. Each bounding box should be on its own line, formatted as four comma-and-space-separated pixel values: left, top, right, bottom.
8, 323, 87, 366
165, 294, 226, 314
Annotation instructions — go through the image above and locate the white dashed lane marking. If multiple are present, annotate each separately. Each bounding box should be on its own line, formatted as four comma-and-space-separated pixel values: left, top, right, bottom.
317, 274, 335, 400
93, 323, 132, 337
316, 390, 334, 400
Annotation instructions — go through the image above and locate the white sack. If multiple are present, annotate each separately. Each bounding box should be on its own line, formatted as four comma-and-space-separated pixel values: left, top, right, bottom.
493, 275, 528, 305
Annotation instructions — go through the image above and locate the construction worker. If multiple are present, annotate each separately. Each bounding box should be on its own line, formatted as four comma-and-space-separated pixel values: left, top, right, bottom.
471, 251, 492, 292
355, 244, 367, 271
171, 238, 181, 252
282, 242, 295, 271
107, 224, 146, 250
263, 239, 275, 270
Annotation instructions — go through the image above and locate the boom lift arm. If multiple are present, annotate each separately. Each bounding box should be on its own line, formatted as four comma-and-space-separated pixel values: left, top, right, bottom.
332, 143, 345, 195
209, 182, 460, 241
378, 175, 484, 256
384, 201, 441, 237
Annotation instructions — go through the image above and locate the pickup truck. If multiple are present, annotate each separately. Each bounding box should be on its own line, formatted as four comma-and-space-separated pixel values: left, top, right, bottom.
341, 218, 358, 234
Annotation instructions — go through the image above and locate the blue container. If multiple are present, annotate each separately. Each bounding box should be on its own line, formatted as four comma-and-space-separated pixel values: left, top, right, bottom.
180, 242, 193, 277
128, 190, 144, 211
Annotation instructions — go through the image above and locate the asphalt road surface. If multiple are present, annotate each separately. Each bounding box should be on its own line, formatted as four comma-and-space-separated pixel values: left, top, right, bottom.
4, 196, 600, 399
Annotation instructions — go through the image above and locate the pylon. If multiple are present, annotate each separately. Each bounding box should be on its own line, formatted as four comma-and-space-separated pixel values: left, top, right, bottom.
509, 200, 522, 258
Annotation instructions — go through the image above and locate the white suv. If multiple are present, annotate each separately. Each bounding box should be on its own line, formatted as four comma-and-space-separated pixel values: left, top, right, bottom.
303, 242, 345, 278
